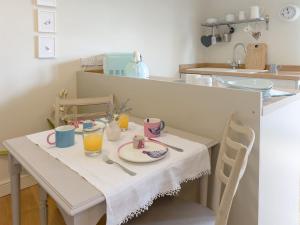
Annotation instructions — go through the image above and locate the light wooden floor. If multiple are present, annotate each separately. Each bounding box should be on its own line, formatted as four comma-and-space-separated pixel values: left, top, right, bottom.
0, 185, 106, 225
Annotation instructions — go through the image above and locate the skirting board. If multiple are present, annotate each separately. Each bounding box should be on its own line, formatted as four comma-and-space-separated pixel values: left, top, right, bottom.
0, 175, 37, 197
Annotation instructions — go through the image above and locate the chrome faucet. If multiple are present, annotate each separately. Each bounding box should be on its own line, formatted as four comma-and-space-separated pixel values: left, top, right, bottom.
230, 43, 247, 69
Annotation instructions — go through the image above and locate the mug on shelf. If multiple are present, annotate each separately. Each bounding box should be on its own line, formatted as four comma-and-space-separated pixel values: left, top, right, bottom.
239, 11, 246, 20
225, 14, 235, 22
47, 125, 75, 148
250, 6, 262, 19
144, 118, 165, 138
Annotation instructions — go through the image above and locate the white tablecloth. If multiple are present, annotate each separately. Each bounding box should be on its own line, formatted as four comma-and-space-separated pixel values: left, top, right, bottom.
27, 122, 210, 225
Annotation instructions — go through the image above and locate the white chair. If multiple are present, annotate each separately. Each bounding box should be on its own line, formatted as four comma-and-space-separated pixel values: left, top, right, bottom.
54, 95, 114, 126
127, 115, 255, 225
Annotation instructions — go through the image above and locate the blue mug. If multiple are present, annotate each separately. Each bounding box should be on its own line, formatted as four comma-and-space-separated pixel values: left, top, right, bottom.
47, 125, 75, 148
83, 120, 94, 129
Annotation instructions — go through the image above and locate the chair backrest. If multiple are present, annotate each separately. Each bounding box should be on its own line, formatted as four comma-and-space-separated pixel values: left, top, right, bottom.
213, 115, 255, 225
54, 95, 114, 126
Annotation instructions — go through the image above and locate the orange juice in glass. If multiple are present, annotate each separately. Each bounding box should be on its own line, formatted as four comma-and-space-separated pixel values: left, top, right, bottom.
118, 114, 129, 131
83, 127, 103, 156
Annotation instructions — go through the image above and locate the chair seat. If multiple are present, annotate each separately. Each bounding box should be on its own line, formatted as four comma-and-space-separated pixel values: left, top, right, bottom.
127, 197, 215, 225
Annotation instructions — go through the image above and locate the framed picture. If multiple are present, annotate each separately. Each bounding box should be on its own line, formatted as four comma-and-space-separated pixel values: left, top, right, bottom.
37, 0, 56, 7
38, 36, 56, 58
38, 10, 56, 33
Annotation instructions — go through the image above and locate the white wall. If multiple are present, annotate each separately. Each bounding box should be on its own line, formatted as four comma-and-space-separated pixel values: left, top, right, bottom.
0, 0, 204, 194
59, 0, 205, 76
200, 0, 300, 65
261, 101, 300, 225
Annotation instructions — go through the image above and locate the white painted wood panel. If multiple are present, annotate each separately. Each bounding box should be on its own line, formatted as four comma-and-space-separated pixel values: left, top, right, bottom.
77, 72, 262, 225
260, 98, 300, 225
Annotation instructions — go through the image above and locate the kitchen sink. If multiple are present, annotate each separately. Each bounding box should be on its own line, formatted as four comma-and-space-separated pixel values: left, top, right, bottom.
188, 68, 268, 74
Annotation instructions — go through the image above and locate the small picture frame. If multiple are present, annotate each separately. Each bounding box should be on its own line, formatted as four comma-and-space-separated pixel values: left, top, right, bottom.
37, 0, 56, 7
38, 36, 56, 59
38, 10, 56, 33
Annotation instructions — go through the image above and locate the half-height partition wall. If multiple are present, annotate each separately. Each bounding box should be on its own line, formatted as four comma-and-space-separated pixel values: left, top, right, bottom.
77, 72, 262, 225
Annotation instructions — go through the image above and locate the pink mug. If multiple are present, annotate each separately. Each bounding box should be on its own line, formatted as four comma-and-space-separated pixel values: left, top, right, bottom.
144, 118, 165, 138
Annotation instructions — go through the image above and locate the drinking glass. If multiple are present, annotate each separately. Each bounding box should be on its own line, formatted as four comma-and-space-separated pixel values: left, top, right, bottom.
118, 114, 129, 131
83, 127, 104, 157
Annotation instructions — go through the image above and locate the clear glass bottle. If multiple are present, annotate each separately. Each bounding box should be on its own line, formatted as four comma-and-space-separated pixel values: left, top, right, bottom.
106, 120, 121, 141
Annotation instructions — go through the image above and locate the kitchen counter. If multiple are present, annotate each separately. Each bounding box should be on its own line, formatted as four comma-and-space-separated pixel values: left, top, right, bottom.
149, 75, 300, 114
80, 71, 300, 114
179, 63, 300, 81
84, 63, 300, 81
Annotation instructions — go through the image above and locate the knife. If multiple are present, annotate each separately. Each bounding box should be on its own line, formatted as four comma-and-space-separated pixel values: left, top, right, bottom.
148, 138, 184, 152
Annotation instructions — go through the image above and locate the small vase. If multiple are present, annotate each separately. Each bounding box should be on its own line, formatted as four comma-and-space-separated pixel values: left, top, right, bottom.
106, 121, 121, 141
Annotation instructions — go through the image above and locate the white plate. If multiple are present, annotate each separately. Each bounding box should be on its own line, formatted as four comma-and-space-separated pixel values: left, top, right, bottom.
75, 121, 106, 134
118, 141, 168, 163
226, 79, 273, 90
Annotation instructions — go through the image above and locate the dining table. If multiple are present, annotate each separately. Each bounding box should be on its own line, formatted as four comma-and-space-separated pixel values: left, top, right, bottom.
4, 117, 218, 225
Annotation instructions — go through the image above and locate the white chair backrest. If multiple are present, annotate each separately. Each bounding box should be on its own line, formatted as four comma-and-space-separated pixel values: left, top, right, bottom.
213, 115, 255, 225
54, 95, 114, 126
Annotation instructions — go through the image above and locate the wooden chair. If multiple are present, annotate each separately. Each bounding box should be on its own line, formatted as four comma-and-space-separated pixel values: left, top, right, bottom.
54, 95, 114, 127
127, 115, 255, 225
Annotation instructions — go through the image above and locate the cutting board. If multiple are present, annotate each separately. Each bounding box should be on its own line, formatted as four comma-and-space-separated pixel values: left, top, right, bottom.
245, 43, 268, 70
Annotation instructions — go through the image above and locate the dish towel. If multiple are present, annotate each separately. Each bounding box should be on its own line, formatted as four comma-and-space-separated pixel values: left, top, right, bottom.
27, 122, 210, 225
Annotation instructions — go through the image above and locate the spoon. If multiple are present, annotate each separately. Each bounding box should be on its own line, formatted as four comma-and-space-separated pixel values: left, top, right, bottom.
103, 155, 136, 176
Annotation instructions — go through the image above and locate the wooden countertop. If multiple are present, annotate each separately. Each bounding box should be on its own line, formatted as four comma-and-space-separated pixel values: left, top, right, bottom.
179, 63, 300, 81
263, 90, 300, 115
84, 63, 300, 81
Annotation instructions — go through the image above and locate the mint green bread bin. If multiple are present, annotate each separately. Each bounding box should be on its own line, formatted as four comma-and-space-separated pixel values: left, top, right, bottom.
103, 53, 134, 76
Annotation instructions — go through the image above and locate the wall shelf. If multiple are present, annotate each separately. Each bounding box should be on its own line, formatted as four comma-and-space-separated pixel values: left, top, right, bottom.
201, 15, 270, 30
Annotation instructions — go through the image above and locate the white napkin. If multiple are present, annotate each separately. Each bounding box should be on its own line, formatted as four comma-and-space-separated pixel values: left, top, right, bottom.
27, 122, 210, 225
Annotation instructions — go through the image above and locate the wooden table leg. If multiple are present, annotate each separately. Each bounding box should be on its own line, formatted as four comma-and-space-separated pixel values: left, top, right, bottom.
200, 175, 208, 206
199, 148, 212, 207
9, 154, 21, 225
39, 186, 48, 225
